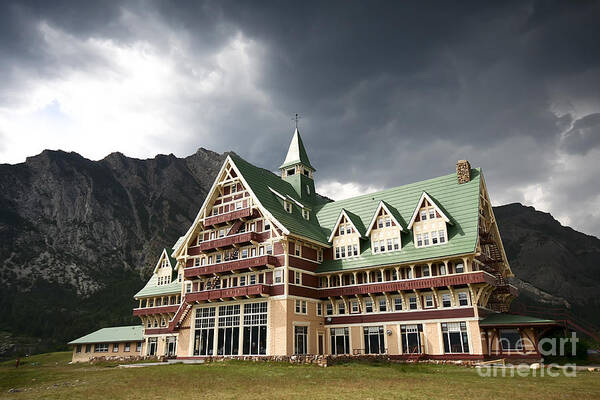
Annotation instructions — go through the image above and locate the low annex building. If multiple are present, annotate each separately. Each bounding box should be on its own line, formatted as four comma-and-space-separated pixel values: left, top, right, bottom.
69, 128, 558, 363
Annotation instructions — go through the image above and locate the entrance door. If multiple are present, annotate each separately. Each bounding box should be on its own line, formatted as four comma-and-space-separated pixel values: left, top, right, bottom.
148, 338, 157, 356
318, 333, 324, 355
167, 337, 177, 357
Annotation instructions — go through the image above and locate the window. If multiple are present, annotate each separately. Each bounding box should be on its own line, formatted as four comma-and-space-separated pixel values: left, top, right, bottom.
423, 233, 430, 246
379, 298, 387, 312
295, 326, 308, 355
424, 295, 434, 308
439, 264, 447, 275
241, 249, 248, 258
264, 220, 271, 231
439, 230, 446, 243
441, 322, 470, 353
393, 238, 399, 250
113, 343, 119, 352
303, 209, 310, 220
420, 210, 427, 221
409, 296, 418, 310
266, 245, 273, 255
378, 217, 384, 229
285, 201, 292, 213
317, 249, 323, 262
422, 265, 430, 277
330, 327, 350, 355
306, 184, 311, 195
317, 303, 323, 316
249, 275, 256, 285
287, 168, 295, 176
193, 307, 216, 356
442, 294, 452, 308
216, 254, 222, 263
85, 344, 91, 353
352, 244, 358, 257
76, 345, 82, 353
363, 326, 385, 354
429, 208, 436, 219
351, 300, 359, 314
338, 301, 346, 315
326, 303, 333, 316
274, 270, 283, 284
94, 343, 108, 353
372, 241, 378, 253
416, 234, 423, 247
243, 302, 268, 355
458, 292, 469, 306
401, 324, 422, 354
294, 271, 302, 285
186, 282, 192, 293
231, 184, 237, 193
136, 342, 141, 352
385, 217, 391, 227
394, 297, 402, 311
217, 305, 241, 356
124, 343, 130, 352
294, 242, 302, 257
235, 201, 242, 210
455, 263, 464, 273
295, 300, 307, 314
365, 299, 373, 313
499, 329, 523, 351
339, 225, 345, 235
431, 231, 438, 244
387, 239, 393, 251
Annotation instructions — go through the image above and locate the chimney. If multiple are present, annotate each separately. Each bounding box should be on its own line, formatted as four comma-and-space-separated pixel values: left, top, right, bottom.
456, 160, 471, 184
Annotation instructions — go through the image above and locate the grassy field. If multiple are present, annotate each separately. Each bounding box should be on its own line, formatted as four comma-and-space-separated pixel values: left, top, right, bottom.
1, 352, 599, 400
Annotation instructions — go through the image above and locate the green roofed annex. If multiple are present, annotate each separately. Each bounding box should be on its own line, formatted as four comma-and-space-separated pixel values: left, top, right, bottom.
68, 126, 559, 363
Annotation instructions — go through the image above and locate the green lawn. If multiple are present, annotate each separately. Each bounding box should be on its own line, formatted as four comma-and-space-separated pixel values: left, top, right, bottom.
1, 352, 599, 399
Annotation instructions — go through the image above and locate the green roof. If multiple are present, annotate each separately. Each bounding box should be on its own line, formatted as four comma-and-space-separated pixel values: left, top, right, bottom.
479, 313, 557, 327
231, 154, 331, 245
134, 273, 181, 298
341, 209, 367, 237
68, 325, 143, 345
279, 129, 315, 170
314, 169, 482, 272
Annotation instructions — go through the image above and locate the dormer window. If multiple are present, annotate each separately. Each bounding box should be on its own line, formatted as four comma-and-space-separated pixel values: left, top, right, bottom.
231, 184, 237, 193
284, 201, 292, 213
287, 168, 295, 176
408, 192, 452, 249
302, 209, 310, 220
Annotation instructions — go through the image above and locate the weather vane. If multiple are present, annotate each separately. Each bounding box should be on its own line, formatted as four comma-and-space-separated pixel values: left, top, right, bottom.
292, 113, 301, 130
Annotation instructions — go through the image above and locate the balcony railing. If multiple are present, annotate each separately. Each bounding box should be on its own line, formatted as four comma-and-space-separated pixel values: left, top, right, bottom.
185, 284, 272, 302
132, 304, 180, 316
185, 255, 279, 277
204, 207, 253, 227
188, 231, 262, 255
318, 271, 497, 298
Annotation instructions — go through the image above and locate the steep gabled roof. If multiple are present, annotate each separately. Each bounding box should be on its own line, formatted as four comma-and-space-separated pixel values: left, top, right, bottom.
364, 200, 404, 236
152, 248, 178, 274
314, 169, 481, 272
327, 209, 366, 242
279, 129, 315, 171
134, 274, 181, 298
406, 191, 452, 229
68, 325, 143, 344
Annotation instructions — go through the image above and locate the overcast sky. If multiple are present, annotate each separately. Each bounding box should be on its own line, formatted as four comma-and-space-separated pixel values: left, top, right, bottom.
1, 1, 599, 237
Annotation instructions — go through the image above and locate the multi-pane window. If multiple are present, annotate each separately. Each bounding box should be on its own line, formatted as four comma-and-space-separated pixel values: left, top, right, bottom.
124, 343, 130, 352
422, 265, 430, 277
438, 230, 446, 243
285, 201, 293, 213
409, 296, 418, 310
136, 342, 141, 352
94, 343, 108, 353
335, 243, 359, 259
379, 298, 387, 312
194, 307, 216, 356
330, 328, 350, 355
363, 326, 385, 354
295, 300, 307, 314
455, 263, 465, 273
217, 305, 240, 356
317, 303, 323, 316
294, 271, 302, 285
76, 345, 82, 353
274, 270, 283, 284
294, 242, 302, 257
394, 297, 403, 311
442, 294, 452, 308
439, 264, 447, 275
351, 300, 359, 314
295, 326, 308, 354
302, 209, 310, 220
424, 295, 434, 308
264, 220, 271, 232
458, 292, 469, 306
243, 302, 267, 355
401, 324, 422, 354
113, 343, 119, 352
441, 322, 470, 353
365, 299, 374, 313
326, 303, 333, 316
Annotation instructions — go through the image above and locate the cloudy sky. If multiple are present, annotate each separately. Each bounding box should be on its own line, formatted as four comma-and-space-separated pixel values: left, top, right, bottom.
1, 1, 599, 237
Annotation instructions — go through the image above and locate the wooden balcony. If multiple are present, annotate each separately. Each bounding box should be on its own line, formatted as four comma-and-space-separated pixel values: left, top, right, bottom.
184, 255, 279, 277
318, 271, 497, 298
132, 304, 180, 316
188, 231, 262, 255
204, 207, 253, 227
185, 284, 271, 302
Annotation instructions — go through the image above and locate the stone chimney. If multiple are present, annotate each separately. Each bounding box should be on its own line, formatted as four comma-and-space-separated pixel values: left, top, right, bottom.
456, 160, 471, 184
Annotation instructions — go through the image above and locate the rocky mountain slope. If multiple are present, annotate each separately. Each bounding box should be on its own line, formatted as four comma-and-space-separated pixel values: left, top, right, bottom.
0, 150, 598, 355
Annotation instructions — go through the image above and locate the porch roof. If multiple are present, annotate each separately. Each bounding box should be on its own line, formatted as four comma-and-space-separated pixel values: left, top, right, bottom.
479, 313, 558, 327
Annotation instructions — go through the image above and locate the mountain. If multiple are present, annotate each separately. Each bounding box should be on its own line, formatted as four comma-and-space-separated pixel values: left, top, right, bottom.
0, 150, 599, 356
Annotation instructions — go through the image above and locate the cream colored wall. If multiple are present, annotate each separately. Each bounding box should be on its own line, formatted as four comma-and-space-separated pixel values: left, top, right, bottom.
176, 307, 193, 357
385, 324, 400, 354
332, 216, 360, 259
71, 342, 143, 363
468, 320, 484, 355
413, 204, 447, 247
285, 298, 325, 355
268, 298, 289, 355
369, 213, 401, 251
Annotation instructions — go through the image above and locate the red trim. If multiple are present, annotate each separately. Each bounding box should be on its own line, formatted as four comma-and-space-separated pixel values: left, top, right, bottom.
325, 308, 474, 325
289, 256, 320, 272
186, 284, 273, 302
188, 232, 264, 254
132, 305, 179, 316
144, 328, 171, 335
319, 272, 495, 298
184, 255, 279, 277
204, 208, 254, 227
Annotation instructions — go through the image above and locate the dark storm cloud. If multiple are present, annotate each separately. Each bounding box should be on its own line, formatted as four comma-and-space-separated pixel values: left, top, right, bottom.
1, 0, 600, 235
